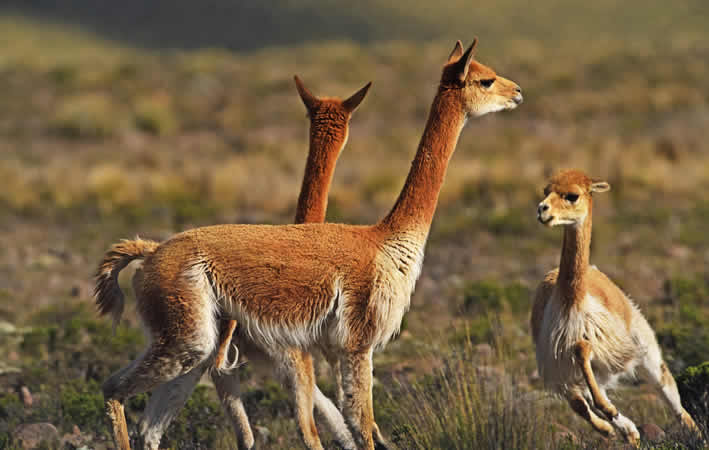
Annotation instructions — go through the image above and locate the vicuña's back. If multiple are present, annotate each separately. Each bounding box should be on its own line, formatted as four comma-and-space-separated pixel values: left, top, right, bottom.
532, 169, 698, 444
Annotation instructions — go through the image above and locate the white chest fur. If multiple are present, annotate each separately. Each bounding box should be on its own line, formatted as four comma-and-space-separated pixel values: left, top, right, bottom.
369, 232, 426, 349
536, 292, 638, 390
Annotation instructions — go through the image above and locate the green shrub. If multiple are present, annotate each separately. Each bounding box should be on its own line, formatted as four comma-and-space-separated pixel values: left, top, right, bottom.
657, 277, 709, 370
677, 362, 709, 426
0, 392, 23, 423
50, 94, 121, 138
449, 316, 495, 346
243, 379, 291, 420
20, 326, 58, 358
461, 280, 530, 316
162, 385, 224, 449
134, 95, 179, 136
60, 379, 106, 432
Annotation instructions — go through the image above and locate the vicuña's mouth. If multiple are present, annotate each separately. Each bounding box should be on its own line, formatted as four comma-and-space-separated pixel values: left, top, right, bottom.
538, 215, 553, 225
513, 94, 523, 105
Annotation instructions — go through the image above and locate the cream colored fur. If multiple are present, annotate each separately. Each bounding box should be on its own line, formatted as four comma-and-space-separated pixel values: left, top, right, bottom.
532, 169, 700, 444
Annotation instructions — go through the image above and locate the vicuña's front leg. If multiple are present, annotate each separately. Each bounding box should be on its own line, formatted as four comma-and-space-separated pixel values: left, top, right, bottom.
567, 391, 615, 438
574, 341, 639, 444
341, 349, 375, 450
324, 347, 389, 448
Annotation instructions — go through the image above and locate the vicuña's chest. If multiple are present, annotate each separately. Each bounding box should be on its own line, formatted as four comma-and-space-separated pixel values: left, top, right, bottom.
368, 233, 426, 348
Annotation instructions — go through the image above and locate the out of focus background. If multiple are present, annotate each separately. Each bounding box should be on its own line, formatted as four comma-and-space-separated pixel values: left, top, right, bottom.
1, 1, 708, 448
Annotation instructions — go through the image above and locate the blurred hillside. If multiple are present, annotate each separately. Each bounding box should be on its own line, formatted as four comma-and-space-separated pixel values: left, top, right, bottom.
0, 4, 708, 449
2, 0, 709, 50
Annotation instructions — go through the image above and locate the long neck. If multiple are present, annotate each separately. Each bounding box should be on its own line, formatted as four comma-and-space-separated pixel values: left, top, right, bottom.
557, 202, 593, 308
379, 90, 465, 233
294, 124, 347, 224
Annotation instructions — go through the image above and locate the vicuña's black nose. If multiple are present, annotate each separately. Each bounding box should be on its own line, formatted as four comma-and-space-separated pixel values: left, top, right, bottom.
515, 86, 522, 94
538, 203, 549, 214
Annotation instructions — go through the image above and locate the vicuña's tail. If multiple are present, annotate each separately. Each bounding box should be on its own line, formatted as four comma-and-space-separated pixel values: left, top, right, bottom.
94, 238, 160, 330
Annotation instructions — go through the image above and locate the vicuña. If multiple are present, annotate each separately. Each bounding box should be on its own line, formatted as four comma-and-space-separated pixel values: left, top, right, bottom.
532, 169, 699, 444
98, 76, 370, 450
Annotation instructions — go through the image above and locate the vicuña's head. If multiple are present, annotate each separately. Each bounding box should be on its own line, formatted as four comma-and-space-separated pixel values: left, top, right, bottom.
440, 38, 523, 117
537, 169, 610, 228
294, 75, 371, 145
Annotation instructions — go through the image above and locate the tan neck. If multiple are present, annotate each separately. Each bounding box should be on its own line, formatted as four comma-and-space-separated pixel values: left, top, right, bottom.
379, 90, 465, 233
294, 125, 347, 224
557, 201, 593, 308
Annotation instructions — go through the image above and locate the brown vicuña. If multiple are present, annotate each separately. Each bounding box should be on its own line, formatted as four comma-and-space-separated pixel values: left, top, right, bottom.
96, 77, 370, 449
532, 169, 699, 444
95, 38, 522, 450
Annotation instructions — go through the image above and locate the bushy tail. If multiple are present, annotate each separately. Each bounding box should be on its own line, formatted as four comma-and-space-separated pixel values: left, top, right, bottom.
94, 238, 160, 330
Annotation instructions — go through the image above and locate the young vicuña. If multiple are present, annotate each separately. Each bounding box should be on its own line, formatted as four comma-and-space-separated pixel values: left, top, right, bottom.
532, 169, 699, 443
95, 38, 522, 450
97, 76, 371, 449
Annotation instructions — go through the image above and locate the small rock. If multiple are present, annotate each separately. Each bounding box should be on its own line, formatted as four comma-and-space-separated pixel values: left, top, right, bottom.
474, 343, 493, 358
0, 362, 21, 375
475, 365, 505, 383
20, 386, 32, 407
8, 351, 19, 361
639, 423, 665, 442
13, 423, 59, 449
667, 245, 691, 260
254, 425, 270, 446
551, 422, 578, 444
529, 369, 540, 382
0, 320, 16, 334
61, 424, 91, 449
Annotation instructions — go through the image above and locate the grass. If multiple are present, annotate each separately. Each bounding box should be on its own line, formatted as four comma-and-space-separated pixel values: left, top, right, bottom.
0, 5, 708, 449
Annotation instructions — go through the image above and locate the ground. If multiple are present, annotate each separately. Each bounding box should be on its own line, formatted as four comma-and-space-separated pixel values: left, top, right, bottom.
0, 3, 708, 449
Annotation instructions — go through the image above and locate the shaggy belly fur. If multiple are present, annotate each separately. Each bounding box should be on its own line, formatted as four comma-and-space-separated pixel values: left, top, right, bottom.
535, 293, 641, 393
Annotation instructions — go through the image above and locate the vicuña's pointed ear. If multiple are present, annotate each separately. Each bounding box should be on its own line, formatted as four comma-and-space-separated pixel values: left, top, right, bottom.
446, 40, 464, 64
342, 81, 372, 113
452, 38, 477, 82
590, 180, 611, 193
294, 75, 319, 111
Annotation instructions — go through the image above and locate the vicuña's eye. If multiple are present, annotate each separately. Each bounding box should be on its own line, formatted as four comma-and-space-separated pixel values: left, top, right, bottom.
480, 78, 495, 88
565, 193, 579, 203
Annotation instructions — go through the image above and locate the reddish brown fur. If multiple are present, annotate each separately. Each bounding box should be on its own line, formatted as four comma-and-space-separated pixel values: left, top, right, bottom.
215, 76, 371, 366
94, 238, 159, 329
95, 39, 522, 450
96, 77, 371, 449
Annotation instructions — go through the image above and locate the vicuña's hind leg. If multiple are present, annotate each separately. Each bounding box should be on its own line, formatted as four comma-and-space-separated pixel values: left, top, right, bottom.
212, 370, 255, 449
574, 340, 639, 443
638, 334, 699, 432
135, 362, 255, 450
139, 365, 206, 450
567, 391, 615, 438
280, 349, 323, 450
313, 382, 356, 450
102, 341, 212, 450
